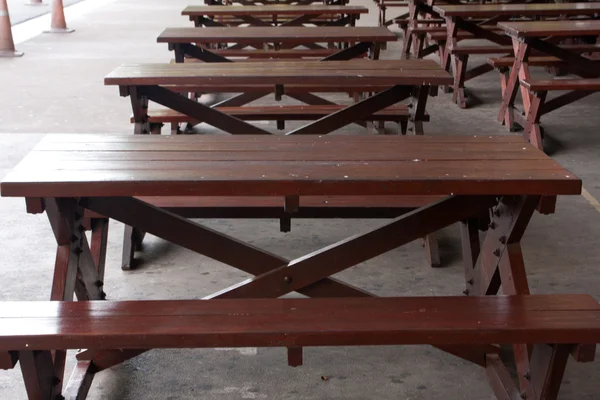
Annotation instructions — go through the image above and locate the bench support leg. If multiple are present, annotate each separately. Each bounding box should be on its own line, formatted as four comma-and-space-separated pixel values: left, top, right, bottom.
529, 344, 571, 400
19, 351, 57, 400
63, 361, 97, 400
122, 225, 146, 271
0, 351, 18, 370
423, 234, 440, 267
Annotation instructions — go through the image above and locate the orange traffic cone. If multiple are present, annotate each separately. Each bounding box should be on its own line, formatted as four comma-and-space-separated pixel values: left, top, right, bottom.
0, 0, 23, 57
45, 0, 74, 33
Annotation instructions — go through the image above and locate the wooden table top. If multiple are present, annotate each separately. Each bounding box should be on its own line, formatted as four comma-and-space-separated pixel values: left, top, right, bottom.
435, 2, 600, 17
1, 135, 581, 198
182, 5, 368, 16
157, 26, 398, 44
500, 20, 600, 38
104, 60, 453, 86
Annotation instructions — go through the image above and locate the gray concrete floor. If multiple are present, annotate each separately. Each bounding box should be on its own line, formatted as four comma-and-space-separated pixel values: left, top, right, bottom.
1, 0, 600, 399
7, 0, 85, 25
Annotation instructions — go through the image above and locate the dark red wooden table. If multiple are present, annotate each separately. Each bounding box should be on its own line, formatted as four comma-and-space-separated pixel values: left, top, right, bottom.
157, 26, 397, 62
433, 3, 600, 108
183, 5, 368, 27
498, 20, 600, 148
0, 134, 588, 400
104, 60, 452, 136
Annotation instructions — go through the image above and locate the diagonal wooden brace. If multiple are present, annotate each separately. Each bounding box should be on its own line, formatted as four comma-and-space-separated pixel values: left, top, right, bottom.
286, 85, 412, 135
137, 85, 272, 135
81, 197, 371, 298
211, 195, 498, 299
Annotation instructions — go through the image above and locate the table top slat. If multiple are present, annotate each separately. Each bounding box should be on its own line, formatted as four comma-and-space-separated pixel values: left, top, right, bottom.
182, 5, 368, 16
1, 135, 581, 198
157, 26, 398, 44
104, 60, 453, 86
500, 20, 600, 38
435, 2, 600, 17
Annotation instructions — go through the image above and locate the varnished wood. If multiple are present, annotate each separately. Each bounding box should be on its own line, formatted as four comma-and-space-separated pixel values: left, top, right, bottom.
1, 295, 599, 351
157, 26, 397, 44
522, 78, 600, 92
500, 20, 600, 38
183, 5, 368, 16
104, 60, 453, 87
435, 3, 600, 17
0, 135, 581, 198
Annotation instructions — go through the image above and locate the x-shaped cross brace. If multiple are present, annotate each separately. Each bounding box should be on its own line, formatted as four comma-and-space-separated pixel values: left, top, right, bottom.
125, 84, 423, 136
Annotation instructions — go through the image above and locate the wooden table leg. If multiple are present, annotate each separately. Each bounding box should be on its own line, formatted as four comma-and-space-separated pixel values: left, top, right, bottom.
497, 39, 530, 126
40, 198, 107, 398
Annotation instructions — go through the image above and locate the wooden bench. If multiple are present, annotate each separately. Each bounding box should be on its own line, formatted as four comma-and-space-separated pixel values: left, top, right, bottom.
133, 105, 428, 134
2, 295, 598, 399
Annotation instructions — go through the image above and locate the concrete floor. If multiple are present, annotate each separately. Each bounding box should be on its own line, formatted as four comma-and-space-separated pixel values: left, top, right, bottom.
1, 0, 600, 399
7, 0, 85, 26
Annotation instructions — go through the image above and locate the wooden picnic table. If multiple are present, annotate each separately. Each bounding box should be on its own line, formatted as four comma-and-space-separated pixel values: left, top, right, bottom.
104, 60, 452, 136
433, 2, 600, 108
205, 0, 349, 5
183, 5, 368, 27
1, 134, 596, 400
157, 26, 398, 62
498, 20, 600, 149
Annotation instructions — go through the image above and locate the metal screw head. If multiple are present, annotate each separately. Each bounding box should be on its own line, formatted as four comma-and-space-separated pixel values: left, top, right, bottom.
520, 392, 527, 399
283, 276, 293, 284
523, 372, 531, 381
499, 236, 507, 244
467, 279, 474, 285
493, 249, 501, 257
462, 289, 469, 295
95, 280, 104, 288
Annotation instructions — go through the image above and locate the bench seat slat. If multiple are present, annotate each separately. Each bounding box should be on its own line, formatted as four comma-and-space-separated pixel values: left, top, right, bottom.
133, 105, 426, 124
521, 78, 600, 92
1, 295, 599, 351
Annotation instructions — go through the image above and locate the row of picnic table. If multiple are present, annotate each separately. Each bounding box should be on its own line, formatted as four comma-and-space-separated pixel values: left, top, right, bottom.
1, 1, 600, 400
395, 0, 600, 149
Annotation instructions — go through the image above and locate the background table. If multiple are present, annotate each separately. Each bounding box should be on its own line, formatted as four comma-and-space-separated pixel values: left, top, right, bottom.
105, 60, 452, 136
498, 20, 600, 147
183, 5, 368, 27
157, 26, 398, 62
